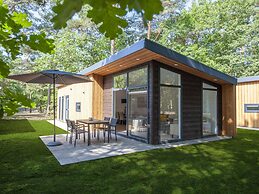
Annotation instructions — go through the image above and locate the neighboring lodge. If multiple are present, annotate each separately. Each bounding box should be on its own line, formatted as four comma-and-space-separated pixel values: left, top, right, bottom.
237, 76, 259, 129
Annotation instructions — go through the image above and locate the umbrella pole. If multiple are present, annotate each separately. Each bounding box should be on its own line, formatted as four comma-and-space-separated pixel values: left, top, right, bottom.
53, 75, 56, 142
47, 74, 62, 146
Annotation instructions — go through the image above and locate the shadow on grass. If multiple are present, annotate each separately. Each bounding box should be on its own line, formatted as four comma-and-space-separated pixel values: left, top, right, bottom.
83, 129, 259, 194
1, 124, 259, 194
0, 119, 35, 135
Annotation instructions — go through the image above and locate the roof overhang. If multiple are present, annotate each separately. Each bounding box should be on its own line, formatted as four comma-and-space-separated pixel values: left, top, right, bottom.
238, 76, 259, 83
80, 39, 237, 85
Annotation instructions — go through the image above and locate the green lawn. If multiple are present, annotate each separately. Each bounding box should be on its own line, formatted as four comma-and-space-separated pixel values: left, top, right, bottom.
0, 120, 259, 194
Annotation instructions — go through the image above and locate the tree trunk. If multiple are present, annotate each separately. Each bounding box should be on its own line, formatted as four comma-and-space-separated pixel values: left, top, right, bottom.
155, 28, 162, 41
29, 91, 32, 113
147, 21, 151, 39
46, 84, 51, 115
111, 39, 115, 55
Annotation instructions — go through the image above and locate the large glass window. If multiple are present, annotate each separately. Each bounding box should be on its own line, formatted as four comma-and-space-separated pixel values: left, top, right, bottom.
114, 73, 127, 89
203, 83, 218, 136
128, 67, 147, 87
203, 83, 217, 90
160, 68, 181, 86
113, 74, 127, 130
113, 67, 148, 140
160, 68, 181, 143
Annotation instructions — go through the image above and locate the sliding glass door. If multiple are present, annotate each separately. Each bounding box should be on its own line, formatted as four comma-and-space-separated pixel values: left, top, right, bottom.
112, 66, 149, 140
113, 73, 127, 133
160, 68, 181, 142
127, 87, 148, 139
127, 67, 148, 139
202, 83, 218, 136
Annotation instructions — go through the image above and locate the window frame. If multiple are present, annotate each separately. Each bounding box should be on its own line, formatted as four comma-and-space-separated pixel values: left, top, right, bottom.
202, 82, 218, 136
160, 67, 181, 87
159, 67, 182, 142
76, 102, 81, 112
244, 104, 259, 113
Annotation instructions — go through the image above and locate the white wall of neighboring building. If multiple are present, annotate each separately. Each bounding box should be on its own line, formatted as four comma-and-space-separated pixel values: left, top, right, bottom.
57, 82, 93, 121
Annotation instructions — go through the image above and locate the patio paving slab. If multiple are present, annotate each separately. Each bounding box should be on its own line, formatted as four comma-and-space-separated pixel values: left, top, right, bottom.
40, 122, 232, 165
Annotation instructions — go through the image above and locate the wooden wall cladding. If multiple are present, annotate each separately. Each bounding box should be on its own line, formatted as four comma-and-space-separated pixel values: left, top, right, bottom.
103, 75, 113, 118
222, 84, 237, 136
90, 49, 159, 76
181, 74, 203, 139
91, 74, 104, 120
236, 81, 259, 128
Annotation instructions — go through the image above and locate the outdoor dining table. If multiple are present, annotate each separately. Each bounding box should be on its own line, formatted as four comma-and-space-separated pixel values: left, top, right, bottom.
76, 119, 109, 146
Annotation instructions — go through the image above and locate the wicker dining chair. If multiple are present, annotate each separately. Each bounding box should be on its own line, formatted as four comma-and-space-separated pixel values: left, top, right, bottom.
70, 120, 86, 147
65, 119, 72, 142
104, 118, 118, 143
95, 117, 110, 141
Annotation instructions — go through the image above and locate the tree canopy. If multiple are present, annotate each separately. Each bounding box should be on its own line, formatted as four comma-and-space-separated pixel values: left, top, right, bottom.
157, 0, 259, 77
0, 0, 163, 117
51, 0, 163, 39
0, 0, 258, 118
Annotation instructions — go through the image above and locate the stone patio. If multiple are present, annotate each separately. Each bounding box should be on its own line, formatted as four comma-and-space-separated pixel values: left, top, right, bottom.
40, 120, 232, 165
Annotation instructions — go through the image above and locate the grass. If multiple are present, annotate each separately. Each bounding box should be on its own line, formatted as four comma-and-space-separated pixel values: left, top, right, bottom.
0, 120, 259, 194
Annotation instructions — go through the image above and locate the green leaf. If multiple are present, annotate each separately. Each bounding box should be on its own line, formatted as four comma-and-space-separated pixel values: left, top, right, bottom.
121, 0, 163, 24
87, 1, 128, 39
0, 2, 8, 22
0, 59, 10, 78
23, 33, 55, 54
51, 0, 84, 29
11, 12, 32, 28
51, 0, 163, 39
0, 105, 4, 119
1, 87, 36, 117
0, 1, 55, 117
2, 23, 13, 34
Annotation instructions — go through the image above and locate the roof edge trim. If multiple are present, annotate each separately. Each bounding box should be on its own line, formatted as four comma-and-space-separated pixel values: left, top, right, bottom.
79, 39, 145, 75
144, 39, 237, 85
238, 76, 259, 83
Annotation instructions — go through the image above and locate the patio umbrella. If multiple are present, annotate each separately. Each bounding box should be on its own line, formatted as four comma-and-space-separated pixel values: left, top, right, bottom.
8, 70, 92, 146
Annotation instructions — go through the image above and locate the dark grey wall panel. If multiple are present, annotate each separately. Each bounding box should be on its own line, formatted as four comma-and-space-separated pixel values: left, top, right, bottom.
181, 74, 202, 139
148, 61, 160, 144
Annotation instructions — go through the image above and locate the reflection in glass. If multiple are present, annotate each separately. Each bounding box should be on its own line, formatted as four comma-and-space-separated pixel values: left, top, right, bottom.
203, 90, 217, 135
128, 67, 147, 87
203, 83, 217, 90
160, 68, 181, 86
114, 74, 127, 88
160, 87, 181, 142
127, 88, 148, 139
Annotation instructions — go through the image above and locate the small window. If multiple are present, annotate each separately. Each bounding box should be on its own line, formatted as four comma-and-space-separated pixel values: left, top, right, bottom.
203, 83, 217, 90
244, 104, 259, 113
76, 102, 81, 112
